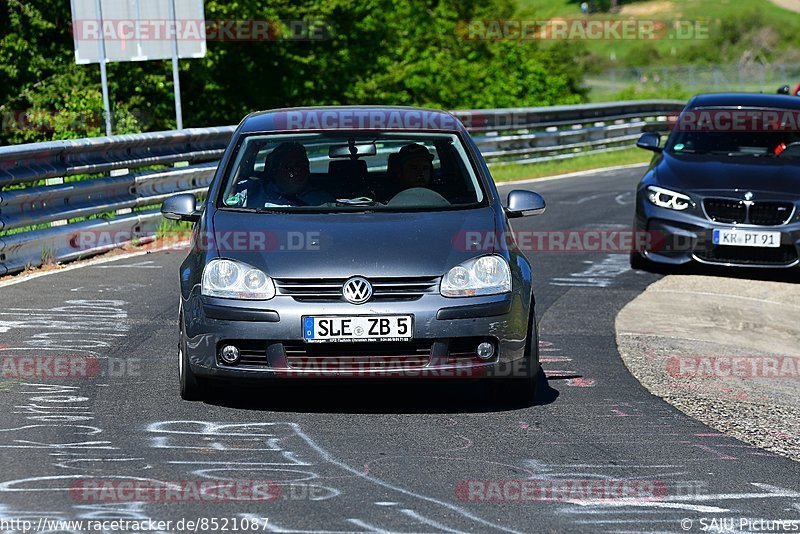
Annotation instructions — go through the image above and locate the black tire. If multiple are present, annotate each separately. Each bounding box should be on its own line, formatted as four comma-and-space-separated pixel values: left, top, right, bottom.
629, 250, 651, 271
489, 308, 540, 405
178, 308, 205, 401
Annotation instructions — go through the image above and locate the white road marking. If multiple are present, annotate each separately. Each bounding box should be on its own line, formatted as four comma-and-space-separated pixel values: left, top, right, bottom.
93, 260, 161, 269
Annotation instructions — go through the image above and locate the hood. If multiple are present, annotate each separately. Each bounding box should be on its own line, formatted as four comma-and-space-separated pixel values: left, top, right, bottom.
210, 208, 497, 278
655, 153, 800, 198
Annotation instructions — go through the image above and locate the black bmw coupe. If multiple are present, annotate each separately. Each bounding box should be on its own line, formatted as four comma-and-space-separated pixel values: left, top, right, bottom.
631, 93, 800, 270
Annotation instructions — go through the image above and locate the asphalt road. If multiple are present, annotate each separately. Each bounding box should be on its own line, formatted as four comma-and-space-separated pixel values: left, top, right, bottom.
0, 167, 798, 534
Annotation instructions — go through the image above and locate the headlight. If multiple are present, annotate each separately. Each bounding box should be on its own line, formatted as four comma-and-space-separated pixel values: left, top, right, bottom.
440, 255, 511, 297
202, 259, 275, 300
646, 186, 692, 211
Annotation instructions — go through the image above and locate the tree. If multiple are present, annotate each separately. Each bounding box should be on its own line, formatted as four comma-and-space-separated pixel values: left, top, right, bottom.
1, 0, 589, 144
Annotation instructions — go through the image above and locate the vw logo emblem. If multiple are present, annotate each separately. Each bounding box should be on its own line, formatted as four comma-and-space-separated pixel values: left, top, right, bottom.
744, 191, 754, 201
342, 277, 373, 304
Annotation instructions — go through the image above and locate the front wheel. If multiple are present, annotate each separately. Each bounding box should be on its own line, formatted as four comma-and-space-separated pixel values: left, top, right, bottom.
178, 308, 205, 401
489, 308, 539, 405
629, 250, 653, 271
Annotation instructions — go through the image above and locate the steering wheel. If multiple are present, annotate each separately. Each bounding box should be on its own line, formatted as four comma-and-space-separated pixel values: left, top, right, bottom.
387, 187, 450, 207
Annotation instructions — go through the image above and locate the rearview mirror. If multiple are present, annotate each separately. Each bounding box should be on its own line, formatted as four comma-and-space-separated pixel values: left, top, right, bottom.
505, 190, 545, 218
636, 132, 662, 152
161, 193, 202, 222
329, 143, 377, 158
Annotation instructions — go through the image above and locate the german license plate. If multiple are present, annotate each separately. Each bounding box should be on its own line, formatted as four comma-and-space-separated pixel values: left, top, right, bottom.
712, 229, 780, 248
302, 315, 413, 343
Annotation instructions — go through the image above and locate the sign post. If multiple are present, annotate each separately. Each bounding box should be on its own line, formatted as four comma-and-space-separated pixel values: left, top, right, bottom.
70, 0, 206, 133
93, 0, 112, 135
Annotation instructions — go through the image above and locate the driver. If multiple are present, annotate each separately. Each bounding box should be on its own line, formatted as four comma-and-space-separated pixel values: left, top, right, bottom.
231, 142, 332, 207
396, 143, 434, 190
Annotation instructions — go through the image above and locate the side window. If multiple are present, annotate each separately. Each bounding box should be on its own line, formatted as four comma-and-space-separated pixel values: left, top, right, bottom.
253, 148, 272, 172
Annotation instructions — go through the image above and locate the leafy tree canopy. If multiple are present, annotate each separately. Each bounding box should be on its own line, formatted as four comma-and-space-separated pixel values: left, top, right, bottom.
0, 0, 588, 144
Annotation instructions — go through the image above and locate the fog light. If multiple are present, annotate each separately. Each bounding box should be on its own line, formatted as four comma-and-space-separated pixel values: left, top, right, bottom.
476, 342, 495, 360
219, 344, 240, 364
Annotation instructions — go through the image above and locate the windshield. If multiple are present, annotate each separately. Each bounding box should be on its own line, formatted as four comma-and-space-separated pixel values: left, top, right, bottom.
666, 107, 800, 158
217, 132, 485, 212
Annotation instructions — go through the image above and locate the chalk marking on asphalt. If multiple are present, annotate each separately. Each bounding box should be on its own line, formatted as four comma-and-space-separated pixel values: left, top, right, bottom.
565, 378, 596, 387
0, 474, 181, 492
289, 423, 526, 534
615, 192, 633, 205
345, 519, 393, 533
399, 509, 469, 534
568, 500, 729, 513
550, 254, 631, 288
572, 484, 800, 506
0, 425, 102, 435
562, 193, 608, 204
541, 465, 685, 469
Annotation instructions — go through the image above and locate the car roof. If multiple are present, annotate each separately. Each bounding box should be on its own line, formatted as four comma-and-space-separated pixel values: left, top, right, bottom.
238, 106, 466, 134
688, 92, 800, 110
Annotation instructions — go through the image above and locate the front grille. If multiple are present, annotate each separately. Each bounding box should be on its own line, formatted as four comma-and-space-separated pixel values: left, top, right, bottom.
694, 244, 798, 266
703, 198, 794, 226
703, 199, 746, 223
221, 340, 270, 367
216, 339, 500, 370
284, 341, 432, 370
748, 202, 794, 225
274, 276, 439, 302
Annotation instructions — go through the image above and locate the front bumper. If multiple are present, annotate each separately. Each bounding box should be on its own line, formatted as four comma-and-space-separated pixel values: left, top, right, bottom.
182, 289, 536, 380
634, 203, 800, 269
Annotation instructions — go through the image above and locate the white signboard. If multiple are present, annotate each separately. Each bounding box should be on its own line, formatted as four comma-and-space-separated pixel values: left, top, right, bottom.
70, 0, 206, 64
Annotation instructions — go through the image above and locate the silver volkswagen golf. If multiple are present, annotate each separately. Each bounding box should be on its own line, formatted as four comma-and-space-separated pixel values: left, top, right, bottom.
161, 107, 546, 402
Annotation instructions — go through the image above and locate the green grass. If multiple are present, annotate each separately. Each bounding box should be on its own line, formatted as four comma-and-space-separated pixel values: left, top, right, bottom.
517, 0, 800, 60
490, 146, 652, 182
513, 0, 800, 101
156, 217, 193, 240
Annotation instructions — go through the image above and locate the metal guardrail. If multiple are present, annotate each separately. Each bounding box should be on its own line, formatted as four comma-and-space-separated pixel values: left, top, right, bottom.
0, 100, 685, 276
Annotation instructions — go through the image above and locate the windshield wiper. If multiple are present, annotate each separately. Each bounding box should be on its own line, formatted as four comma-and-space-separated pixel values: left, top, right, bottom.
253, 207, 286, 214
705, 150, 770, 157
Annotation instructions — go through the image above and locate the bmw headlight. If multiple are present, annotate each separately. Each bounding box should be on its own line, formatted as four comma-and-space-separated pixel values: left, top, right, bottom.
647, 186, 692, 211
441, 255, 511, 297
202, 259, 275, 300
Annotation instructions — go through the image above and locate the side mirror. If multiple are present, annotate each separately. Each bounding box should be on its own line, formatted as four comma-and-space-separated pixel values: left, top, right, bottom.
161, 193, 202, 222
636, 132, 662, 152
505, 190, 545, 218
